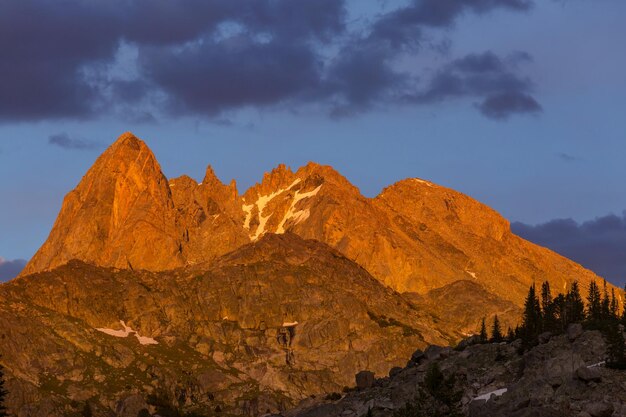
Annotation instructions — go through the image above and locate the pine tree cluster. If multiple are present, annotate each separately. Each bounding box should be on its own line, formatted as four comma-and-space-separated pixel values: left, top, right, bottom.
513, 280, 626, 368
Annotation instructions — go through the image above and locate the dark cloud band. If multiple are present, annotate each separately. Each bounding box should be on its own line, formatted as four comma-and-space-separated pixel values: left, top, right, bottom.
513, 213, 626, 286
0, 0, 540, 122
0, 258, 26, 282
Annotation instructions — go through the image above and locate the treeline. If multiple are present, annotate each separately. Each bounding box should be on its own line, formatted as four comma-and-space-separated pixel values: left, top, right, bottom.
478, 280, 626, 369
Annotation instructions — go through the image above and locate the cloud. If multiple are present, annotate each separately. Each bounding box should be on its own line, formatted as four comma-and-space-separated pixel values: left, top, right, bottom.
557, 152, 580, 162
0, 257, 26, 282
0, 0, 539, 122
512, 213, 626, 286
48, 133, 100, 150
407, 51, 541, 119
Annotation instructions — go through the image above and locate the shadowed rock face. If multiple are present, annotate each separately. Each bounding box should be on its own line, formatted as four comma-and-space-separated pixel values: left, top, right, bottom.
1, 234, 452, 416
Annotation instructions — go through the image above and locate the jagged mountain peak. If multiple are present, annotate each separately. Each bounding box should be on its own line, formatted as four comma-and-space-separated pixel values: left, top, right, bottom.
21, 132, 609, 313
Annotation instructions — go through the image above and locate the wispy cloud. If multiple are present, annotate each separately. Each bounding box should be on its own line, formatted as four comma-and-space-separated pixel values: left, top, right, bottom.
48, 133, 100, 151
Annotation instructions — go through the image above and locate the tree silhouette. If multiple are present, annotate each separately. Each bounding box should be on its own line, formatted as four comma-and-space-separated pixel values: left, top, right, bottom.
586, 280, 602, 325
491, 315, 503, 343
567, 281, 585, 324
541, 281, 556, 332
0, 359, 8, 417
521, 284, 542, 347
479, 318, 488, 343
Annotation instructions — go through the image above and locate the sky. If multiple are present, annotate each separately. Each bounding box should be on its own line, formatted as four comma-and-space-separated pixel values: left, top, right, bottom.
0, 0, 625, 284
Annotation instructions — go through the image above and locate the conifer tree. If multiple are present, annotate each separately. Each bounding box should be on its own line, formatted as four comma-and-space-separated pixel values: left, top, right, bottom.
586, 280, 602, 324
540, 281, 556, 332
540, 281, 552, 311
601, 280, 611, 321
567, 281, 585, 323
610, 288, 619, 320
622, 284, 626, 326
552, 293, 567, 333
0, 360, 8, 417
506, 327, 515, 342
491, 315, 503, 343
521, 284, 542, 347
606, 321, 626, 369
479, 318, 488, 343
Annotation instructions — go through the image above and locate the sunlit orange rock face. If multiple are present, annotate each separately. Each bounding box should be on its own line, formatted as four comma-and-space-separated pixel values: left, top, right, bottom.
22, 132, 609, 325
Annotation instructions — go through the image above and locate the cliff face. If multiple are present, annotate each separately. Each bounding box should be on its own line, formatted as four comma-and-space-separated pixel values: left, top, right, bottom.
21, 133, 183, 274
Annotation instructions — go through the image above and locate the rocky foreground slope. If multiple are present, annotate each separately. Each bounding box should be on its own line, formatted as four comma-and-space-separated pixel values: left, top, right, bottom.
2, 234, 456, 416
291, 326, 626, 417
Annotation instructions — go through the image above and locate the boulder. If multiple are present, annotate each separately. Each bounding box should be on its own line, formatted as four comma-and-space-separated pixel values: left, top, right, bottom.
115, 394, 149, 417
389, 367, 402, 378
575, 366, 601, 383
424, 345, 444, 361
355, 371, 375, 390
584, 402, 614, 417
410, 348, 425, 363
457, 335, 481, 350
538, 332, 552, 344
568, 323, 584, 342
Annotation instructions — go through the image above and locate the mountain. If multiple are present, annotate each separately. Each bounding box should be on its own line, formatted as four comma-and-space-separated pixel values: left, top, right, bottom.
21, 132, 610, 331
4, 132, 619, 416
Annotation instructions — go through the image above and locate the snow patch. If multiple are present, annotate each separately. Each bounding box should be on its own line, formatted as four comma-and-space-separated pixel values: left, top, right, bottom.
413, 178, 433, 187
587, 361, 605, 368
276, 184, 322, 234
473, 388, 507, 402
244, 179, 301, 240
282, 321, 298, 327
96, 320, 158, 345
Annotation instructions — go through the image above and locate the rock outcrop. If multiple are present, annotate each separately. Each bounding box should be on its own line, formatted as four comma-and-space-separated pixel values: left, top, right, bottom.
290, 329, 626, 417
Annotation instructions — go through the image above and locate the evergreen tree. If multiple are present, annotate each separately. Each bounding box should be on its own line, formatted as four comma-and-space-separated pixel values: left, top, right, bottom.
540, 281, 556, 332
479, 318, 488, 344
552, 293, 567, 333
586, 280, 602, 324
622, 284, 626, 326
491, 315, 503, 343
540, 281, 552, 311
506, 327, 515, 342
567, 281, 586, 323
605, 321, 626, 369
601, 280, 611, 321
521, 284, 542, 347
610, 288, 619, 320
0, 360, 7, 417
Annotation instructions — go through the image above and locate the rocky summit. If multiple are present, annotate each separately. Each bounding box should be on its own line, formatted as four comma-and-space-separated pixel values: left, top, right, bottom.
1, 132, 620, 416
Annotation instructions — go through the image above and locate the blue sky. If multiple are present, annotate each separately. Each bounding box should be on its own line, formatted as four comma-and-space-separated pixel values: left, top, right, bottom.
1, 0, 625, 284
